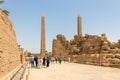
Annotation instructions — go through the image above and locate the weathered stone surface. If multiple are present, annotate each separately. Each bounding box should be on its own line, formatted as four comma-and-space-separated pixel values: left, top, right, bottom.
77, 14, 82, 36
52, 35, 69, 57
19, 48, 25, 64
0, 9, 24, 77
40, 14, 46, 57
52, 39, 64, 57
52, 15, 120, 67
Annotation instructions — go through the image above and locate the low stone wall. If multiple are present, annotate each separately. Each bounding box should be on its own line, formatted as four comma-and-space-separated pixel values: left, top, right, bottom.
0, 64, 23, 80
70, 53, 120, 67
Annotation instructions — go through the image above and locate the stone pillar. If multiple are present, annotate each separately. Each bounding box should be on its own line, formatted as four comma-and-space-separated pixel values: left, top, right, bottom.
40, 14, 46, 57
77, 14, 82, 36
19, 48, 24, 64
52, 39, 63, 57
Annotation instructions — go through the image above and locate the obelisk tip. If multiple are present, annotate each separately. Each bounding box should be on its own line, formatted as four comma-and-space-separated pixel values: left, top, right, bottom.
42, 13, 44, 16
78, 13, 81, 17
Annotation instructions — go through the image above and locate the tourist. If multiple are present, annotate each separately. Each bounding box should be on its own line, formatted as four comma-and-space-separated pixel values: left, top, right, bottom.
34, 56, 38, 68
64, 57, 66, 63
37, 57, 43, 69
46, 56, 50, 67
37, 57, 40, 68
39, 57, 43, 68
58, 57, 62, 64
51, 57, 55, 64
68, 57, 71, 62
30, 55, 34, 68
43, 57, 46, 67
55, 57, 58, 63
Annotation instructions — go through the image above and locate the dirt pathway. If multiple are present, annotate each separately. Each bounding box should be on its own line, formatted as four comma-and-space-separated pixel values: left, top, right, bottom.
28, 63, 120, 80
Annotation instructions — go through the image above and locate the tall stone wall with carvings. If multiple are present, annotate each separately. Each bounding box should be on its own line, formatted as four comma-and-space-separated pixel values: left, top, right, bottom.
0, 9, 21, 77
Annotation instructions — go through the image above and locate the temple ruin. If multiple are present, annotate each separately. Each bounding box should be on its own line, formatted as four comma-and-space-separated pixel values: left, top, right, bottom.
0, 9, 25, 78
52, 14, 120, 67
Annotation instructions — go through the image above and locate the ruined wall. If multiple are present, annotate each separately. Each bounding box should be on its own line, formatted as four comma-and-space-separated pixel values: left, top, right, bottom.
19, 48, 25, 64
52, 13, 120, 67
70, 53, 120, 67
0, 9, 21, 77
52, 34, 69, 57
52, 33, 120, 67
52, 39, 64, 57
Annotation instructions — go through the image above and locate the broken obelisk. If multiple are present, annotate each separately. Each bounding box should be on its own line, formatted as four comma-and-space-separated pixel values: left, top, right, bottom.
77, 14, 82, 36
40, 13, 46, 57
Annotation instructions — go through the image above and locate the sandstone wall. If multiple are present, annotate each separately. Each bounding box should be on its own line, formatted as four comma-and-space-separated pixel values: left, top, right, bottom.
52, 34, 70, 57
52, 13, 120, 67
52, 33, 120, 67
70, 53, 120, 67
52, 39, 64, 57
19, 48, 25, 64
0, 9, 21, 77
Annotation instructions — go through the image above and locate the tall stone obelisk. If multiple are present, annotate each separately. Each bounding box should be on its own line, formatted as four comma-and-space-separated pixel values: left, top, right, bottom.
77, 14, 82, 36
40, 14, 46, 57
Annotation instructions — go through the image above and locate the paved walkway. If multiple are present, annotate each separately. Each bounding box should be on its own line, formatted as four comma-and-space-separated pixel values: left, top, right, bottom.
28, 63, 120, 80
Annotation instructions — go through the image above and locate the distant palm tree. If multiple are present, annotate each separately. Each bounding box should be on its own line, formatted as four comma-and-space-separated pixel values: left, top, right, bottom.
0, 1, 4, 4
3, 10, 9, 16
0, 0, 9, 16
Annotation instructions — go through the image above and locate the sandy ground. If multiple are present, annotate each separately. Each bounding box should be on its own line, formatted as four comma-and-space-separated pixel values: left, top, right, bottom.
28, 62, 120, 80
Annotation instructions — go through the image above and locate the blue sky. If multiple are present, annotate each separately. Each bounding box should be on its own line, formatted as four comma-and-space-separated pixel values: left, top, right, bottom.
1, 0, 120, 53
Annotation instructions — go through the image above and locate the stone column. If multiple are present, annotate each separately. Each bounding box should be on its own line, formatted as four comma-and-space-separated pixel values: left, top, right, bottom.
118, 40, 120, 48
77, 14, 82, 36
40, 14, 46, 57
19, 48, 24, 64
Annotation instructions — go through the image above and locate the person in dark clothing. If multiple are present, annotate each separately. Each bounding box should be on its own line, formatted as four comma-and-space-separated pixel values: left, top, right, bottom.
58, 57, 62, 64
46, 56, 50, 67
34, 56, 38, 68
43, 57, 46, 67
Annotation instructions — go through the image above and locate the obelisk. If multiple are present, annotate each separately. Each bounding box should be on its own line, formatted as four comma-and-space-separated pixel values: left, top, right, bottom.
77, 14, 82, 36
40, 13, 46, 57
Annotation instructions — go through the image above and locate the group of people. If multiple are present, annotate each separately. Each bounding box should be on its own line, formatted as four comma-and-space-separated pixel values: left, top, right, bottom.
30, 55, 51, 68
50, 57, 63, 64
29, 55, 71, 68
